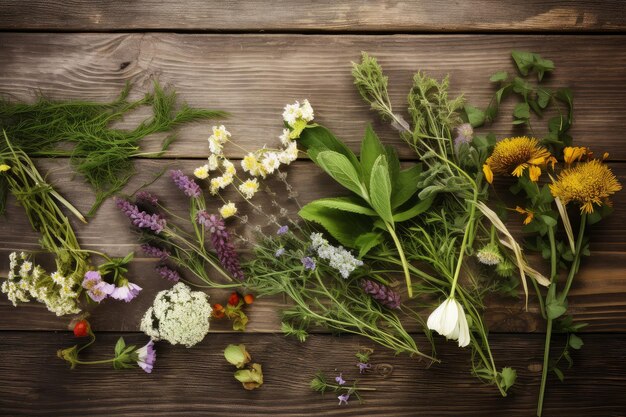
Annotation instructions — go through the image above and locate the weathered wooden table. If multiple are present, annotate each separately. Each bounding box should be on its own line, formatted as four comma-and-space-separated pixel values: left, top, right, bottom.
1, 2, 625, 416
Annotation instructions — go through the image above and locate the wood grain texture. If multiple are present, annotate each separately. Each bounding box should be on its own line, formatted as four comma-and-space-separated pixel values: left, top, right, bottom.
0, 1, 624, 32
1, 331, 625, 416
0, 159, 624, 333
1, 34, 626, 159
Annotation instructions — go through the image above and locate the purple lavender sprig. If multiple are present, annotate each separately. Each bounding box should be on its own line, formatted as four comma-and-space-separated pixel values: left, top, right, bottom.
141, 244, 171, 261
196, 210, 245, 280
156, 265, 181, 282
361, 280, 401, 309
135, 191, 159, 206
115, 198, 166, 234
170, 169, 201, 198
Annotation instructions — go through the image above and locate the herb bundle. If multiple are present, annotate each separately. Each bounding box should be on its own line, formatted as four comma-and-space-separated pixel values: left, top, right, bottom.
0, 82, 225, 215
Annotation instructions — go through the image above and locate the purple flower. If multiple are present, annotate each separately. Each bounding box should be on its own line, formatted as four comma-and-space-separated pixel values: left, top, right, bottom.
156, 265, 181, 282
301, 256, 316, 271
356, 362, 372, 374
361, 279, 401, 309
115, 198, 166, 234
141, 244, 170, 261
277, 225, 289, 235
87, 281, 115, 303
454, 123, 474, 148
136, 340, 156, 374
111, 281, 142, 302
170, 170, 201, 198
335, 373, 346, 386
82, 270, 102, 290
337, 393, 350, 406
196, 210, 245, 280
135, 191, 159, 206
274, 247, 285, 257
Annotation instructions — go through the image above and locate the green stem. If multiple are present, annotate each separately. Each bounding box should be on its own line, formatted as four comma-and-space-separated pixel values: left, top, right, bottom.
450, 192, 478, 298
537, 318, 553, 417
384, 222, 413, 298
559, 214, 587, 302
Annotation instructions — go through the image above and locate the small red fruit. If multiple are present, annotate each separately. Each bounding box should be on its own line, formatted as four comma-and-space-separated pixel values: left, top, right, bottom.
243, 294, 255, 305
228, 292, 240, 306
213, 303, 225, 319
73, 320, 90, 338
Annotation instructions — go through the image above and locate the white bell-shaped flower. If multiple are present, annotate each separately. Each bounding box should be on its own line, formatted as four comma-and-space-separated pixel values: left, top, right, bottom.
426, 297, 470, 347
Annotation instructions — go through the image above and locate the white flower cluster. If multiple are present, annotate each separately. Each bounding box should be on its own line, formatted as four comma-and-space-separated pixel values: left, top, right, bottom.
191, 101, 312, 219
310, 233, 364, 279
1, 252, 81, 316
282, 99, 314, 128
140, 283, 212, 348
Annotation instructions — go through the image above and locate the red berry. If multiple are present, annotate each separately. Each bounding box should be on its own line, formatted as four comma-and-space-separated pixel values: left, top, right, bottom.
73, 320, 90, 338
243, 294, 255, 305
212, 303, 225, 319
227, 292, 240, 306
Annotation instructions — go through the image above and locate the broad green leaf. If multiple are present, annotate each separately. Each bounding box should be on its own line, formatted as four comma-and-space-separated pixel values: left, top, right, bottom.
392, 196, 434, 222
316, 151, 366, 198
464, 105, 485, 127
299, 125, 361, 172
512, 77, 533, 98
569, 334, 584, 350
537, 88, 551, 108
355, 232, 385, 258
534, 55, 555, 81
547, 301, 567, 320
369, 155, 394, 225
511, 50, 535, 76
299, 204, 372, 248
513, 102, 530, 120
500, 367, 517, 390
114, 337, 126, 356
301, 197, 377, 216
384, 145, 400, 189
360, 125, 385, 188
490, 71, 509, 83
391, 164, 422, 209
539, 214, 557, 227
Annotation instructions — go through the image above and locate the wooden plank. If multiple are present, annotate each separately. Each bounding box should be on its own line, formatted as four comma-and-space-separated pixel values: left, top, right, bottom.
0, 1, 624, 32
0, 159, 625, 332
1, 331, 625, 416
1, 34, 626, 159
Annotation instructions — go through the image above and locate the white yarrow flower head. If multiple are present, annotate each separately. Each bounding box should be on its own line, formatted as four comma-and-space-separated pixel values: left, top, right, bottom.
282, 102, 301, 127
426, 297, 470, 347
239, 178, 259, 199
279, 128, 291, 146
207, 154, 220, 171
299, 99, 314, 122
261, 152, 281, 174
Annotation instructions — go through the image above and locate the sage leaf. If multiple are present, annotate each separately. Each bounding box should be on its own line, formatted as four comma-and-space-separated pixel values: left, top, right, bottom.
369, 155, 394, 225
316, 150, 366, 198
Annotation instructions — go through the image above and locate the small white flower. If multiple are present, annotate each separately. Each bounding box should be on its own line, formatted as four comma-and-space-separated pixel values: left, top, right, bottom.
261, 152, 281, 174
279, 128, 291, 146
193, 165, 210, 179
207, 154, 220, 171
239, 178, 259, 199
300, 99, 314, 122
219, 202, 237, 219
222, 159, 236, 176
210, 125, 231, 143
426, 298, 470, 347
282, 102, 300, 127
208, 137, 223, 155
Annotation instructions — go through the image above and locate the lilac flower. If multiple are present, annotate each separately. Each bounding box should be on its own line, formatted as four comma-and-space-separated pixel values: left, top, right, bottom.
277, 225, 289, 235
356, 362, 372, 374
454, 123, 474, 148
301, 256, 316, 271
136, 340, 156, 373
111, 281, 142, 302
156, 265, 181, 282
82, 270, 102, 290
87, 281, 115, 303
274, 247, 285, 257
337, 393, 350, 406
115, 198, 166, 234
196, 210, 245, 280
170, 170, 201, 198
135, 191, 159, 206
335, 373, 346, 386
361, 279, 401, 309
141, 244, 170, 261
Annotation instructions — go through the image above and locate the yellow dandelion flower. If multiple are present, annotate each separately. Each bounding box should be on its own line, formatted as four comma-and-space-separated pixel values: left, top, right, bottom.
563, 146, 588, 165
514, 206, 535, 225
549, 159, 622, 213
486, 136, 552, 182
